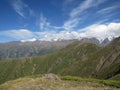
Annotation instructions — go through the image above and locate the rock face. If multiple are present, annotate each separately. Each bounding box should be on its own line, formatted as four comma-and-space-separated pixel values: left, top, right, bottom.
43, 73, 61, 80
101, 38, 110, 46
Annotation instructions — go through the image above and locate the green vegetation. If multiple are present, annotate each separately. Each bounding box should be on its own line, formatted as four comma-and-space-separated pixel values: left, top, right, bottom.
0, 42, 101, 84
0, 37, 120, 87
61, 76, 120, 88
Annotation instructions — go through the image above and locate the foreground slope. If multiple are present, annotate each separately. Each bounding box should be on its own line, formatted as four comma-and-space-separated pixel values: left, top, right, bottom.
0, 74, 119, 90
0, 37, 120, 84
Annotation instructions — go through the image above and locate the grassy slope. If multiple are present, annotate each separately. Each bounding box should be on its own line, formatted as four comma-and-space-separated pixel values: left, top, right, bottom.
0, 42, 100, 84
92, 37, 120, 79
0, 75, 120, 90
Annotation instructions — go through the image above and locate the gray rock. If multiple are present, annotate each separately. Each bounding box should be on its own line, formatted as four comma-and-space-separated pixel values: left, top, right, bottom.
43, 73, 61, 80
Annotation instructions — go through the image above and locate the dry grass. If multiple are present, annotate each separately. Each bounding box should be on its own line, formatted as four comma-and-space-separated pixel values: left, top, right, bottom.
0, 77, 119, 90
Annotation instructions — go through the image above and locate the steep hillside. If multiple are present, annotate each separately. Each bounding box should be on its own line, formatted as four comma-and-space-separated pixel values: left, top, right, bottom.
0, 37, 119, 84
0, 41, 101, 84
93, 37, 120, 79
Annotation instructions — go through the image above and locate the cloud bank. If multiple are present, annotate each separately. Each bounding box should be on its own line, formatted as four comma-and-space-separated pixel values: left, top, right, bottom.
1, 22, 120, 41
79, 23, 120, 41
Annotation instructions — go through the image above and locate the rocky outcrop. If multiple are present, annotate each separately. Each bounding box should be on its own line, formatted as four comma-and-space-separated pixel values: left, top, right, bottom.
42, 73, 61, 80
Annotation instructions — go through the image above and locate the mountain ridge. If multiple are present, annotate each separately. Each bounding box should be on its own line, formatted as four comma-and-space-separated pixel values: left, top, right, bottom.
0, 40, 74, 59
0, 37, 110, 59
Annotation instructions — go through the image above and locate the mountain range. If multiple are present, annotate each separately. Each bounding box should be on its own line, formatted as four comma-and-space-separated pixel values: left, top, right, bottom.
0, 38, 110, 59
0, 37, 119, 85
0, 40, 73, 59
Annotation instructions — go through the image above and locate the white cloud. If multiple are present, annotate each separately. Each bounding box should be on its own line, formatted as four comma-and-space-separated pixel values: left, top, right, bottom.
40, 13, 48, 30
70, 0, 108, 18
63, 0, 75, 5
70, 0, 93, 18
11, 0, 33, 18
39, 13, 63, 31
11, 0, 27, 17
37, 31, 81, 41
1, 23, 120, 42
36, 22, 120, 41
97, 6, 119, 14
108, 23, 120, 36
0, 29, 34, 40
21, 38, 37, 42
63, 0, 108, 30
79, 23, 120, 41
63, 18, 81, 30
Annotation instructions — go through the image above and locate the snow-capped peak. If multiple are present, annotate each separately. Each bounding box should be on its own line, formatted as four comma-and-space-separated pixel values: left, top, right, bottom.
21, 38, 37, 42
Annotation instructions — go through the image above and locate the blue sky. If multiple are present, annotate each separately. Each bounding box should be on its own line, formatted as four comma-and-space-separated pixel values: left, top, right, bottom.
0, 0, 120, 42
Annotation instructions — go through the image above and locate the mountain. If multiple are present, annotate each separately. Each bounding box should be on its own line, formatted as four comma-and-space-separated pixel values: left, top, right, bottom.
0, 37, 119, 84
93, 37, 120, 79
0, 40, 74, 59
101, 38, 110, 46
0, 37, 110, 59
